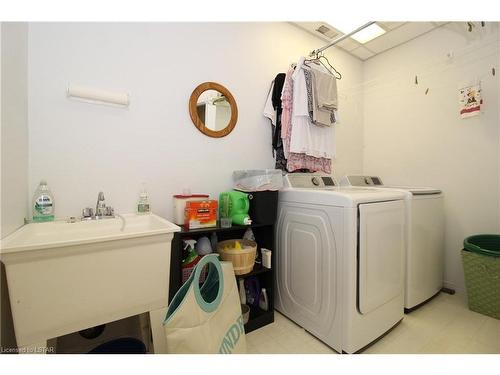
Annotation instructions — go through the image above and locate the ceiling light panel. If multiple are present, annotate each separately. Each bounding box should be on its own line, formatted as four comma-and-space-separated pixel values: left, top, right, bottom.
350, 23, 386, 43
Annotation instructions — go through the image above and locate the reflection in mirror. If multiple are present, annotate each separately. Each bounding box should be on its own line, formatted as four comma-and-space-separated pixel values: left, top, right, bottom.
189, 82, 238, 138
196, 90, 232, 131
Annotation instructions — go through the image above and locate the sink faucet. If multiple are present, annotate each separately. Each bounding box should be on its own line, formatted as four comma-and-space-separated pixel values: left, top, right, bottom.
96, 191, 106, 217
82, 191, 115, 220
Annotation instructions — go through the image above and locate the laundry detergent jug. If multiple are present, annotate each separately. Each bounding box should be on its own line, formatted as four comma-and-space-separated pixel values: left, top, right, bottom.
219, 191, 252, 225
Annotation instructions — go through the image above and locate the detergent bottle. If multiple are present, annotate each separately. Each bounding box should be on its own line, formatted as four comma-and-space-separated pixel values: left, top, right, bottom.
219, 191, 252, 225
32, 180, 55, 222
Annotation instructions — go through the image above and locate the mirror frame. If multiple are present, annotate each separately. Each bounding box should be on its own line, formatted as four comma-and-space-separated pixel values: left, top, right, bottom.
189, 82, 238, 138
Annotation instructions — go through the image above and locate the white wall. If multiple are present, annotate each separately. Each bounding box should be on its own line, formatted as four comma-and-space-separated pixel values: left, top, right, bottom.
362, 23, 500, 293
1, 23, 29, 238
28, 22, 364, 220
1, 22, 29, 351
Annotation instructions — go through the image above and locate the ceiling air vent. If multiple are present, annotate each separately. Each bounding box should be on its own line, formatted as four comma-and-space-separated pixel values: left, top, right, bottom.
315, 24, 339, 39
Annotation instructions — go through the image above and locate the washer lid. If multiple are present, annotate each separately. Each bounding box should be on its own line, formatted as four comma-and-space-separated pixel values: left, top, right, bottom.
340, 175, 441, 195
384, 186, 442, 195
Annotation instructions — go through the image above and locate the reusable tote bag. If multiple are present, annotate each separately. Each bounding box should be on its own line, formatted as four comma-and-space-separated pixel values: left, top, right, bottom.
163, 254, 247, 354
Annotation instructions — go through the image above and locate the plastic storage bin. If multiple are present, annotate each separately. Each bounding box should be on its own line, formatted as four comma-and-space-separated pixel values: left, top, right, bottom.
217, 239, 257, 275
233, 169, 283, 192
462, 234, 500, 319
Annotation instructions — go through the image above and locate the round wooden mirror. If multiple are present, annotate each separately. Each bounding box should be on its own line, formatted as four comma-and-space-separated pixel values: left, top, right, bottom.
189, 82, 238, 138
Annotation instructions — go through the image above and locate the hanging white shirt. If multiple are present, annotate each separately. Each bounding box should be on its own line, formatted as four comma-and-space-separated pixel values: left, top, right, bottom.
289, 59, 335, 159
263, 81, 276, 126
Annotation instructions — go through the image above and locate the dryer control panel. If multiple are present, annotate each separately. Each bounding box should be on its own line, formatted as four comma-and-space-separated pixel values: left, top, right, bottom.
341, 175, 384, 187
284, 173, 337, 189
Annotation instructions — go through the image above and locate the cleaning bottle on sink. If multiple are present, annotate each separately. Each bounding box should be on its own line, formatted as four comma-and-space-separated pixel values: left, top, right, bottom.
32, 179, 55, 222
137, 183, 151, 214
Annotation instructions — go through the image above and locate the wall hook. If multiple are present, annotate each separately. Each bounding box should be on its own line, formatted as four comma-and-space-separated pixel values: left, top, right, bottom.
425, 88, 429, 95
415, 75, 418, 85
492, 67, 496, 76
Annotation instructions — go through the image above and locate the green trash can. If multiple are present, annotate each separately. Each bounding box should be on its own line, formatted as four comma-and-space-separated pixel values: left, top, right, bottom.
462, 235, 500, 319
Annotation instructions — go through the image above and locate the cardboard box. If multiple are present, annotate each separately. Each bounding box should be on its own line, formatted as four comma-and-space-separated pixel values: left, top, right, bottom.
184, 200, 218, 229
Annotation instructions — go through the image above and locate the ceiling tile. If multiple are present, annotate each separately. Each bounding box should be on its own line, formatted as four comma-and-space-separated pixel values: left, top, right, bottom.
293, 21, 446, 60
378, 22, 406, 30
335, 38, 361, 51
350, 46, 376, 60
364, 22, 438, 54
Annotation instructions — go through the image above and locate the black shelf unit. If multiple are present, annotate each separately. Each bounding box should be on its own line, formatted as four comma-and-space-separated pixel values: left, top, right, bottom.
169, 221, 275, 334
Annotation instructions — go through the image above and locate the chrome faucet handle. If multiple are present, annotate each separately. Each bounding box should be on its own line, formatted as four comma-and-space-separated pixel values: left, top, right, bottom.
96, 191, 106, 216
105, 206, 114, 217
82, 207, 94, 218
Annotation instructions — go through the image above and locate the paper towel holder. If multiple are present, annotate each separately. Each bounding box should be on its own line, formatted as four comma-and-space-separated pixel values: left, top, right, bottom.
66, 84, 130, 108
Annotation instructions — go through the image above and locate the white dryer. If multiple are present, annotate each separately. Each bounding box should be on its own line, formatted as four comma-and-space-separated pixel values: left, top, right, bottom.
275, 173, 406, 353
340, 176, 444, 311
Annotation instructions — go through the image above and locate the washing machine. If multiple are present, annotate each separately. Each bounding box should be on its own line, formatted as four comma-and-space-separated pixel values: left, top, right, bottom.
275, 173, 406, 353
340, 175, 444, 311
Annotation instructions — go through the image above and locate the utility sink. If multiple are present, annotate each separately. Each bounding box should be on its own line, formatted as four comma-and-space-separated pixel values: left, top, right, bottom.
1, 213, 179, 253
0, 213, 180, 353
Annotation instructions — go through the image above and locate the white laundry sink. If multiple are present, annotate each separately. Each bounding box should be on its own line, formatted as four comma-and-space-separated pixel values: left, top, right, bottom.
0, 213, 180, 353
1, 213, 179, 253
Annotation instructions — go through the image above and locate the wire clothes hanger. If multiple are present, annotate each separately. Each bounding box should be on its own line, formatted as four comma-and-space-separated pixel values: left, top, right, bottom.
304, 52, 342, 79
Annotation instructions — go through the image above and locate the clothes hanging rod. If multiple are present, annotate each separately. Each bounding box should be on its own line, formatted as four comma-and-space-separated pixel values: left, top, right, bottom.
309, 21, 376, 56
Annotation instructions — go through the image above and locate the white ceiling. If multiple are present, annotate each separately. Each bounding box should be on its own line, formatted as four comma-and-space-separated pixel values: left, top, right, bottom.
293, 22, 448, 60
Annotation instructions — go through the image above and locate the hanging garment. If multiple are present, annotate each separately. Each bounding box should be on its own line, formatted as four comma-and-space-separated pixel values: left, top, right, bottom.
308, 62, 338, 126
263, 81, 280, 162
289, 63, 335, 159
264, 81, 286, 169
281, 58, 333, 173
272, 73, 286, 109
271, 73, 286, 154
280, 68, 295, 159
263, 74, 287, 171
263, 81, 276, 126
280, 68, 332, 173
303, 68, 336, 126
263, 60, 334, 174
287, 152, 332, 173
310, 67, 338, 110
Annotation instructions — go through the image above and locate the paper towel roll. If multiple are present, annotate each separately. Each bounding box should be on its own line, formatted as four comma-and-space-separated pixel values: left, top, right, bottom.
67, 84, 129, 107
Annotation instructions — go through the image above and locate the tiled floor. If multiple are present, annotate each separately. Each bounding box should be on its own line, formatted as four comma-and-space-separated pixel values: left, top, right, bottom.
245, 292, 500, 354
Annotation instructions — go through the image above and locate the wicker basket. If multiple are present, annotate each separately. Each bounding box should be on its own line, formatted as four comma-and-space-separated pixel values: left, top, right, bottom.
217, 239, 257, 275
462, 249, 500, 319
462, 235, 500, 320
